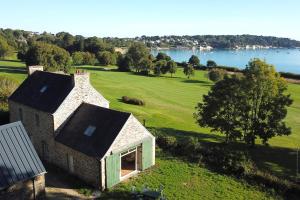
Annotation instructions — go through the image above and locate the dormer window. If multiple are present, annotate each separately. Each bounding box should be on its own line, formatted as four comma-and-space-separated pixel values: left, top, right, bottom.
40, 85, 48, 93
84, 126, 96, 137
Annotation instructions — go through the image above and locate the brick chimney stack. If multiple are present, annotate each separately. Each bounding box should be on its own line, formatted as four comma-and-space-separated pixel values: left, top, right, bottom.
27, 65, 44, 75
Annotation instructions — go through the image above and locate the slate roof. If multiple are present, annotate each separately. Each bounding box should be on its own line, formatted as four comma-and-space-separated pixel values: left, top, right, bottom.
9, 71, 74, 113
0, 122, 46, 190
55, 103, 131, 159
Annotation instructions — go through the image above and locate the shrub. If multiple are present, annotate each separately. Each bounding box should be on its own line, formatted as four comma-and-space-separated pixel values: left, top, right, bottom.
0, 76, 18, 103
200, 145, 253, 176
156, 135, 177, 150
208, 68, 226, 82
176, 137, 200, 156
121, 96, 145, 106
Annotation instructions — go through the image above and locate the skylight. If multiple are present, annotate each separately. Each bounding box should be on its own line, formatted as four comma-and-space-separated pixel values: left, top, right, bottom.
84, 125, 96, 137
40, 85, 48, 93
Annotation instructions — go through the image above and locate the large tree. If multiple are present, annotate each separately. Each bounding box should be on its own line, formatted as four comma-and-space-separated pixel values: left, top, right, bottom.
126, 42, 150, 72
25, 42, 71, 72
96, 51, 116, 66
241, 59, 293, 146
195, 59, 293, 146
194, 77, 245, 142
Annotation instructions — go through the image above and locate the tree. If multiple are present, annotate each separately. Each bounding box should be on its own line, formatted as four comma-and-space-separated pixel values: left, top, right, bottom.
156, 60, 168, 74
72, 51, 84, 65
117, 55, 132, 72
139, 58, 153, 75
195, 59, 293, 146
194, 77, 245, 143
183, 62, 195, 79
188, 55, 200, 67
82, 52, 96, 65
167, 60, 177, 77
153, 65, 162, 77
241, 59, 293, 146
207, 60, 217, 68
208, 68, 226, 82
96, 51, 116, 66
156, 52, 171, 61
126, 42, 150, 72
25, 42, 71, 72
0, 36, 13, 58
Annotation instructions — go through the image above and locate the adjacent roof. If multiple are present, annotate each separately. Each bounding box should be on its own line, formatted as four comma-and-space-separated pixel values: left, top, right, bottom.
0, 122, 46, 190
9, 71, 74, 113
56, 103, 131, 159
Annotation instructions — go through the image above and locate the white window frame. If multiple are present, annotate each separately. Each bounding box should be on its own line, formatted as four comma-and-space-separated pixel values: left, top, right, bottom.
119, 147, 138, 180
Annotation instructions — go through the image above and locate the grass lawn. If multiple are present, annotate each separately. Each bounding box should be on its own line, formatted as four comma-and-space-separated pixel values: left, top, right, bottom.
1, 59, 299, 199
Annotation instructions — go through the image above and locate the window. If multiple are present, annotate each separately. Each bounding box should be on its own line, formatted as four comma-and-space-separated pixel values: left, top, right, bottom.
18, 108, 23, 121
40, 85, 48, 93
35, 114, 40, 127
84, 125, 96, 136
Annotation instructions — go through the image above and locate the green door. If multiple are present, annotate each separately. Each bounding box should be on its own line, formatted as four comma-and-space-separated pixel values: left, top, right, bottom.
142, 139, 153, 170
106, 153, 120, 188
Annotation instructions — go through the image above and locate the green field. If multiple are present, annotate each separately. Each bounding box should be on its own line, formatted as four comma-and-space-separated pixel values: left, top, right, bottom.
1, 58, 299, 199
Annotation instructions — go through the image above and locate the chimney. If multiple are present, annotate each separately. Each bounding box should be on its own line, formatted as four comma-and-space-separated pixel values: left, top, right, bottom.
27, 65, 44, 75
71, 69, 90, 87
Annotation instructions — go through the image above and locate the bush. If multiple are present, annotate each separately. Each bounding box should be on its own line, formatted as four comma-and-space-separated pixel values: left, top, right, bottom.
156, 135, 177, 150
121, 96, 145, 106
199, 145, 253, 176
0, 76, 18, 102
208, 68, 226, 82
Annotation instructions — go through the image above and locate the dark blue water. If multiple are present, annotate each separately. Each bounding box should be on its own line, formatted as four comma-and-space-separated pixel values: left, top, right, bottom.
151, 48, 300, 74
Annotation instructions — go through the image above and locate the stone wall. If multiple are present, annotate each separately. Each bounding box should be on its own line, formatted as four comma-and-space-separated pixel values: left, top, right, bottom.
109, 115, 155, 157
8, 101, 55, 162
54, 142, 101, 188
0, 175, 46, 200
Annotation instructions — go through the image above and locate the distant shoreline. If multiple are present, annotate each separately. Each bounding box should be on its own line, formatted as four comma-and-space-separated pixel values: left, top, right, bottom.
151, 46, 300, 51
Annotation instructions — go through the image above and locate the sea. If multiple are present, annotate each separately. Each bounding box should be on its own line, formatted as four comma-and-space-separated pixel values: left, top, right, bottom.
151, 48, 300, 74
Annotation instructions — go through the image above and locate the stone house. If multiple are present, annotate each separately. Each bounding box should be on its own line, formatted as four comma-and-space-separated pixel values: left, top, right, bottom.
8, 66, 155, 189
0, 121, 46, 200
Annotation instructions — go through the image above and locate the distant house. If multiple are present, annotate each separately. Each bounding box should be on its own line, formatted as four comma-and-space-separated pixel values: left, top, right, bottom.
0, 121, 46, 200
8, 66, 155, 189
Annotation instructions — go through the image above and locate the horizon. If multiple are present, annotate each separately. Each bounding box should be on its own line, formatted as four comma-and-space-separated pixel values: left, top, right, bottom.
1, 0, 300, 40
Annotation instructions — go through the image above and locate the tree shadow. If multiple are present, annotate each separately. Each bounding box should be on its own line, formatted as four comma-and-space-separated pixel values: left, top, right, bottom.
182, 79, 211, 85
149, 127, 299, 181
0, 66, 27, 74
149, 127, 224, 144
76, 66, 115, 72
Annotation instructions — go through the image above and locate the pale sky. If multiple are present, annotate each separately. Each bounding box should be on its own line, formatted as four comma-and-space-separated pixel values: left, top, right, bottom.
1, 0, 299, 40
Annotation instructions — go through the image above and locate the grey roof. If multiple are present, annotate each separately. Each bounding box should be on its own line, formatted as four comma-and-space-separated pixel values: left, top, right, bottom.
0, 122, 46, 190
9, 71, 74, 113
56, 103, 131, 159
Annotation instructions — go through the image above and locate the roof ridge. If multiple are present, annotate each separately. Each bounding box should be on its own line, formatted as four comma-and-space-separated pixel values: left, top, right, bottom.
81, 102, 132, 116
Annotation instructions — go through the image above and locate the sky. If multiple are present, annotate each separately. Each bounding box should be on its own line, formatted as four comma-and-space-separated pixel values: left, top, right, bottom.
1, 0, 300, 40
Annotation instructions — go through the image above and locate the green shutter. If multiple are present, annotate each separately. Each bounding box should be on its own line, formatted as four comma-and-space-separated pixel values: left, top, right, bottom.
142, 139, 153, 170
106, 153, 120, 188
